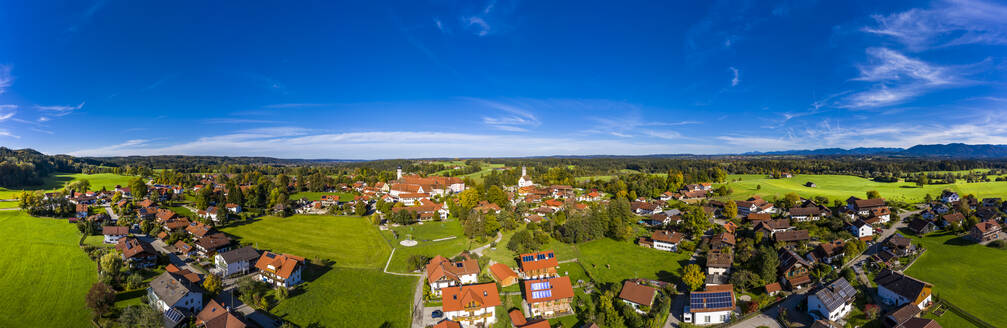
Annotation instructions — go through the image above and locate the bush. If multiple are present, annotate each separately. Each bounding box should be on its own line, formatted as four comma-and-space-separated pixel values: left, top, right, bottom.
988, 240, 1007, 249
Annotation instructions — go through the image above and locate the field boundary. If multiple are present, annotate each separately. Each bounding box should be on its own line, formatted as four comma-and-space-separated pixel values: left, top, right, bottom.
933, 294, 997, 328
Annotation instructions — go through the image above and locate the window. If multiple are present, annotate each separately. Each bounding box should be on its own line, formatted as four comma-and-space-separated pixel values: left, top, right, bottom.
704, 315, 710, 323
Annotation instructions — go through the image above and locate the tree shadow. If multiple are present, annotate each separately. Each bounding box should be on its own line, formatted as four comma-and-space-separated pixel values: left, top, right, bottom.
943, 236, 975, 246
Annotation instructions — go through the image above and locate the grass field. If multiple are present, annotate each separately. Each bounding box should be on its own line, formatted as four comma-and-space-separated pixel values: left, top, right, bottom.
906, 231, 1006, 325
0, 201, 18, 208
271, 267, 416, 328
381, 220, 478, 273
221, 215, 390, 269
0, 211, 96, 327
577, 238, 691, 285
290, 191, 356, 202
924, 310, 977, 328
0, 173, 134, 199
456, 163, 506, 183
717, 174, 1007, 203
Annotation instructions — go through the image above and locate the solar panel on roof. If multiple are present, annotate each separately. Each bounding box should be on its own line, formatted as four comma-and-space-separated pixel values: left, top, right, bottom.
536, 254, 546, 260
522, 255, 534, 262
530, 281, 551, 290
547, 252, 554, 258
532, 290, 552, 299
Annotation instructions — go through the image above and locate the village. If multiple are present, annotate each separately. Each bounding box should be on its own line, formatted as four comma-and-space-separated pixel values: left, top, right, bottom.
22, 163, 1002, 328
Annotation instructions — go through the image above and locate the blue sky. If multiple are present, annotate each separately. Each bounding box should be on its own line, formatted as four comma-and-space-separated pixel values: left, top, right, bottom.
1, 0, 1005, 159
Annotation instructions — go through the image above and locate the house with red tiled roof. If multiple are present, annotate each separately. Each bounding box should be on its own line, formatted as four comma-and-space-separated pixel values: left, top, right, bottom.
426, 255, 480, 296
116, 237, 157, 268
969, 220, 1001, 243
195, 299, 247, 328
619, 281, 657, 313
102, 225, 129, 244
519, 251, 559, 279
524, 276, 575, 318
255, 251, 304, 288
441, 283, 500, 327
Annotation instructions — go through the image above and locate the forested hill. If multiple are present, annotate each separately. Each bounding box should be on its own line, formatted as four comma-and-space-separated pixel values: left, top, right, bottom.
744, 143, 1007, 158
0, 147, 83, 187
84, 155, 358, 169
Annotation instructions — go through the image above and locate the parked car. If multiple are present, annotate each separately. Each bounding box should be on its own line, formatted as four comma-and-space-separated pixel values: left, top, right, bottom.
431, 310, 443, 319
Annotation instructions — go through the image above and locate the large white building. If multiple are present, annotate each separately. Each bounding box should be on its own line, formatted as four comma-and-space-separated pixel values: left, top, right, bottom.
518, 166, 534, 188
214, 246, 260, 276
425, 255, 480, 296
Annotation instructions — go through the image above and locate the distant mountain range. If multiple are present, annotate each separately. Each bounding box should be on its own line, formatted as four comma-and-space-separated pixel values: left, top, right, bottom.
742, 143, 1007, 158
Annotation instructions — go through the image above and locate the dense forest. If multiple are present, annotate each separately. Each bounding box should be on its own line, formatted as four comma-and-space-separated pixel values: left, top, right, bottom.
0, 147, 83, 187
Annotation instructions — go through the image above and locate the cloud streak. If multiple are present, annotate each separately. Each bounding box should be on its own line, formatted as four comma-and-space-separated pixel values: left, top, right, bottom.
35, 101, 85, 116
0, 65, 12, 94
729, 67, 740, 86
862, 0, 1007, 51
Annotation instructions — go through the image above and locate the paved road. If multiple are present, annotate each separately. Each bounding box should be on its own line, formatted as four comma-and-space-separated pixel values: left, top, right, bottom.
842, 209, 917, 270
410, 274, 427, 328
104, 205, 119, 221
470, 230, 503, 256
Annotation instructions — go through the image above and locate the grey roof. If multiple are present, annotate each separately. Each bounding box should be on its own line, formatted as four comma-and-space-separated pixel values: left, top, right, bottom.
811, 278, 856, 312
874, 269, 929, 301
149, 272, 200, 307
218, 246, 259, 263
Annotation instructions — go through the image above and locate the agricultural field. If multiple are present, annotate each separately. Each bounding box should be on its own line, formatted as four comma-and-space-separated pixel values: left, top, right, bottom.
717, 174, 1007, 203
221, 215, 390, 269
0, 172, 135, 199
289, 191, 356, 202
455, 162, 507, 183
0, 211, 96, 328
271, 267, 416, 328
906, 232, 1007, 325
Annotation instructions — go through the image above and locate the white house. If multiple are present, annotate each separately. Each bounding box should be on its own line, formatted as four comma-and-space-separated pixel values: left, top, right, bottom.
214, 246, 260, 276
849, 219, 873, 240
651, 230, 684, 252
102, 226, 129, 244
684, 286, 735, 325
808, 278, 856, 322
939, 190, 960, 203
441, 283, 500, 328
255, 252, 304, 288
426, 255, 480, 296
874, 269, 933, 310
618, 281, 657, 314
148, 271, 204, 328
705, 250, 733, 275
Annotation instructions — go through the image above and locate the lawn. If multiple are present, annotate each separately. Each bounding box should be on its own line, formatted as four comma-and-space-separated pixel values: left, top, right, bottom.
221, 215, 390, 269
905, 231, 1007, 325
83, 234, 113, 248
456, 163, 506, 183
379, 219, 488, 273
577, 238, 691, 285
0, 201, 18, 208
272, 267, 417, 328
924, 309, 977, 328
290, 191, 356, 202
0, 211, 96, 328
717, 174, 1007, 203
0, 172, 134, 199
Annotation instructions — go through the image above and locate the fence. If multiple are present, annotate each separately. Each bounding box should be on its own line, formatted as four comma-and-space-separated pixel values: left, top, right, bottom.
932, 294, 998, 328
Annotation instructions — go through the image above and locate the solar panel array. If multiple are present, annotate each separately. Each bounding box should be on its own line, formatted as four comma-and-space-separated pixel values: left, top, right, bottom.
521, 255, 534, 262
690, 291, 733, 310
531, 290, 552, 299
165, 308, 184, 323
530, 281, 552, 291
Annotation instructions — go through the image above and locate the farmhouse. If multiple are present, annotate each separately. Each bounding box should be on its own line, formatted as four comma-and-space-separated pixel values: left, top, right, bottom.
642, 230, 684, 252
789, 207, 827, 222
807, 278, 856, 322
736, 196, 776, 216
255, 252, 304, 288
195, 233, 232, 256
102, 225, 129, 244
808, 240, 844, 264
754, 219, 792, 236
969, 220, 1001, 243
214, 246, 260, 276
519, 250, 559, 279
426, 255, 480, 295
441, 283, 500, 328
874, 269, 933, 310
174, 241, 195, 256
939, 190, 960, 203
684, 284, 735, 325
941, 213, 965, 227
489, 263, 518, 287
618, 281, 657, 313
523, 276, 575, 318
883, 234, 915, 257
148, 271, 204, 328
710, 232, 735, 249
847, 197, 886, 216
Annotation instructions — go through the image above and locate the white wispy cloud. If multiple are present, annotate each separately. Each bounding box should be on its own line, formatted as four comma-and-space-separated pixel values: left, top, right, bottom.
434, 17, 447, 33
838, 48, 976, 109
37, 116, 49, 122
473, 98, 541, 132
0, 129, 18, 138
729, 67, 740, 86
862, 0, 1007, 50
465, 16, 491, 36
0, 65, 12, 94
35, 101, 85, 116
68, 130, 728, 158
201, 118, 286, 124
0, 112, 14, 122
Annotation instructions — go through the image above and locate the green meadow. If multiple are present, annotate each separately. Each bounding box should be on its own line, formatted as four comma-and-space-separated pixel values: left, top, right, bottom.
716, 174, 1007, 203
0, 212, 96, 328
